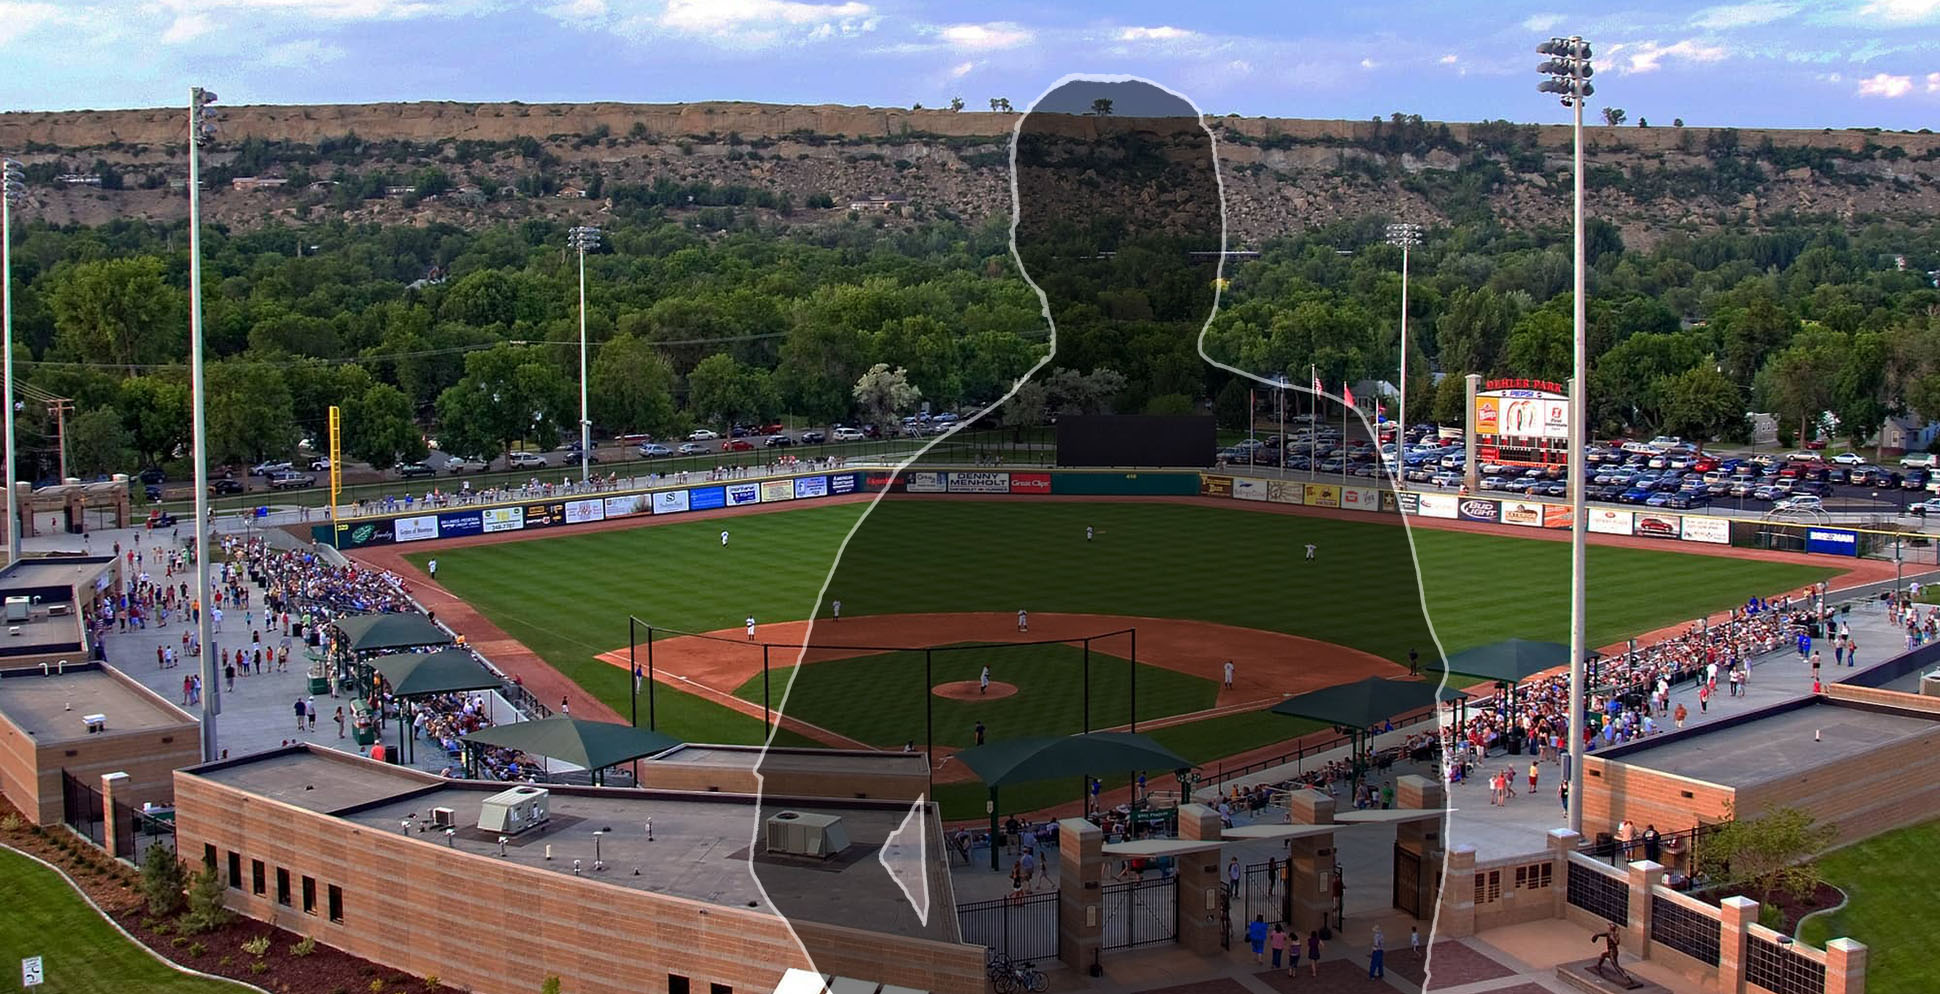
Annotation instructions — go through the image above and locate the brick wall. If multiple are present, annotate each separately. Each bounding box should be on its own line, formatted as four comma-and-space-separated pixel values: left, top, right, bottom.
1734, 717, 1940, 847
172, 771, 984, 994
1581, 757, 1736, 839
1, 721, 196, 826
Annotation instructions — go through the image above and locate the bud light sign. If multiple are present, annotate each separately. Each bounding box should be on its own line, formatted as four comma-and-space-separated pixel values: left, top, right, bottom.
1458, 498, 1500, 523
1805, 527, 1859, 557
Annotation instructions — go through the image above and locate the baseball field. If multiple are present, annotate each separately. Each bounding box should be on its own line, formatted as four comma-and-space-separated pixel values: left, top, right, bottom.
390, 496, 1839, 819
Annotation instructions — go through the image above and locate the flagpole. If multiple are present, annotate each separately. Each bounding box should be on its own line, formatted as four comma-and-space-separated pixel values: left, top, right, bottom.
1278, 378, 1287, 480
1341, 384, 1349, 487
1249, 388, 1256, 471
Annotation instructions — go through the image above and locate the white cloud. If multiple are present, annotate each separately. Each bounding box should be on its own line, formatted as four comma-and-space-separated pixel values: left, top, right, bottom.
161, 11, 213, 43
154, 0, 449, 19
261, 38, 347, 67
1439, 53, 1459, 64
1929, 71, 1940, 91
660, 0, 870, 34
1855, 0, 1940, 21
544, 0, 606, 21
1227, 59, 1253, 74
1610, 38, 1729, 73
1522, 13, 1564, 32
1359, 57, 1377, 69
948, 60, 975, 78
0, 2, 61, 45
1689, 2, 1799, 28
1117, 25, 1194, 42
1857, 71, 1915, 96
938, 21, 1031, 49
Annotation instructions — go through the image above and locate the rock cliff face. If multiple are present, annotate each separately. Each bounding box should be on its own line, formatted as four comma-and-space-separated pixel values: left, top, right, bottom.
3, 100, 1936, 244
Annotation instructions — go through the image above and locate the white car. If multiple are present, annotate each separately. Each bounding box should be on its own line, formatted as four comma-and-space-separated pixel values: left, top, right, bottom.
445, 456, 488, 473
831, 427, 866, 441
1773, 494, 1824, 512
1900, 452, 1937, 469
508, 451, 548, 469
1911, 499, 1940, 516
309, 457, 331, 471
1832, 452, 1865, 466
688, 429, 720, 441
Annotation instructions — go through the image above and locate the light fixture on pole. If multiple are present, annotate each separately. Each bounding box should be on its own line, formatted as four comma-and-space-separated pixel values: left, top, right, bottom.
1385, 222, 1421, 466
1, 158, 27, 566
567, 225, 601, 483
189, 85, 222, 762
1538, 34, 1593, 834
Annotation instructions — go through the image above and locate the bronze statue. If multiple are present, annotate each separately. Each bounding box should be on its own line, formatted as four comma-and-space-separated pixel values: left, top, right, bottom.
1592, 924, 1632, 983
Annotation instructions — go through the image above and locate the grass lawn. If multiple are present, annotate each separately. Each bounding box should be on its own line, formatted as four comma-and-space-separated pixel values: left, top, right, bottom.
734, 642, 1218, 748
0, 847, 252, 993
418, 500, 1835, 755
1797, 818, 1940, 994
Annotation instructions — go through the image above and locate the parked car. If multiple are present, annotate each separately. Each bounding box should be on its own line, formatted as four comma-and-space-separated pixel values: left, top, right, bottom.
677, 442, 709, 456
137, 467, 166, 484
764, 434, 795, 447
249, 460, 292, 477
1832, 452, 1865, 466
268, 471, 317, 490
688, 429, 720, 441
799, 430, 826, 444
615, 432, 654, 444
508, 451, 548, 469
143, 484, 163, 502
1900, 452, 1937, 469
209, 479, 245, 496
724, 439, 755, 452
638, 443, 674, 457
445, 456, 488, 473
310, 457, 332, 471
1910, 499, 1940, 516
396, 462, 437, 479
1773, 494, 1824, 512
832, 427, 866, 442
145, 508, 177, 529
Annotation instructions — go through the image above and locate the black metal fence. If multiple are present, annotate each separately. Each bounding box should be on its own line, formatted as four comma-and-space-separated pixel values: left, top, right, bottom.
1649, 894, 1722, 966
1102, 875, 1177, 950
59, 770, 103, 847
1746, 934, 1826, 994
1242, 860, 1287, 926
956, 890, 1059, 962
115, 803, 177, 867
1584, 824, 1715, 871
1566, 858, 1629, 926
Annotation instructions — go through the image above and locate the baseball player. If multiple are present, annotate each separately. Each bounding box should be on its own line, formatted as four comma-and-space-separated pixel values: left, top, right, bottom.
1017, 608, 1028, 632
721, 530, 730, 547
746, 615, 756, 641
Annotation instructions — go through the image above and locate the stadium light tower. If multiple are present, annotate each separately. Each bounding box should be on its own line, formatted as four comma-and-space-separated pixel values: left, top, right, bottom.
568, 225, 602, 483
1538, 35, 1593, 834
2, 159, 27, 566
189, 86, 222, 762
1385, 222, 1422, 450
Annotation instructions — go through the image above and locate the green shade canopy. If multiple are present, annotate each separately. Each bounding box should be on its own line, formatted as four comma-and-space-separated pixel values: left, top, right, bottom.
1269, 677, 1462, 729
953, 732, 1190, 790
1436, 639, 1573, 684
366, 649, 500, 698
461, 717, 683, 770
331, 613, 452, 653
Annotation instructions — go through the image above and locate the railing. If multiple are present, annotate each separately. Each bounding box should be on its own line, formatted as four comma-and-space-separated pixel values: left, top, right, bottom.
956, 890, 1059, 961
1102, 875, 1178, 950
1746, 931, 1827, 994
59, 770, 103, 847
1201, 706, 1442, 792
1583, 824, 1715, 873
117, 804, 177, 867
1565, 852, 1630, 926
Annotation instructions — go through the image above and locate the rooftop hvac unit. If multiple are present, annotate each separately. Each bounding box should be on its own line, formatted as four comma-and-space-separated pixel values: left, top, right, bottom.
430, 807, 456, 829
476, 785, 550, 835
5, 597, 29, 623
764, 811, 849, 859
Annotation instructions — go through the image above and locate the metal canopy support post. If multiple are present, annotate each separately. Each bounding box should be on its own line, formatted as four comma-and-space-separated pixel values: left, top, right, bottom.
629, 616, 637, 728
925, 647, 934, 759
1129, 628, 1138, 733
989, 787, 1001, 871
1083, 638, 1091, 734
762, 643, 771, 731
646, 625, 656, 731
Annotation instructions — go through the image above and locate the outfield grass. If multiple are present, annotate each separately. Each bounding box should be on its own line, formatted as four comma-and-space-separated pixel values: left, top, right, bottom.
0, 847, 252, 993
1797, 818, 1940, 994
733, 642, 1218, 748
418, 500, 1836, 756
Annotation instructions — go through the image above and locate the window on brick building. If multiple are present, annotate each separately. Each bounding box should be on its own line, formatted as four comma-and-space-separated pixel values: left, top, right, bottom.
668, 974, 690, 994
251, 860, 265, 896
227, 851, 241, 889
302, 876, 316, 915
275, 868, 291, 907
709, 984, 731, 994
327, 884, 343, 923
203, 843, 216, 868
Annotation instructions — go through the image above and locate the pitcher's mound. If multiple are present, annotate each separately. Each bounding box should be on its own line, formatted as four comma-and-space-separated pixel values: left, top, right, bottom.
933, 680, 1018, 701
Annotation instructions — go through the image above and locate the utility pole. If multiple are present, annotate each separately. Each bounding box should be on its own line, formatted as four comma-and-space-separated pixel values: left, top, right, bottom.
47, 397, 70, 480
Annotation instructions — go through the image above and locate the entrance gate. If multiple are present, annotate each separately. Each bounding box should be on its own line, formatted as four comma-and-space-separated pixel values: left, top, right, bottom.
1243, 860, 1289, 926
1102, 875, 1177, 950
1393, 843, 1423, 919
957, 890, 1059, 962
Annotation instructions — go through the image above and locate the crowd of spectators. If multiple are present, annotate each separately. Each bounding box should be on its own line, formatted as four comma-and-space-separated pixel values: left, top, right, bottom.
343, 455, 851, 517
225, 534, 414, 617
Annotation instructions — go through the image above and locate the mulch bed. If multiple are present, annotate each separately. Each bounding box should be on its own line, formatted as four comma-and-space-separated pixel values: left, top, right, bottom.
1691, 881, 1847, 934
0, 797, 464, 994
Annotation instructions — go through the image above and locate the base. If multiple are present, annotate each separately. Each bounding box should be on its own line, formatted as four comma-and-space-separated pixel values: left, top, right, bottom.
1555, 959, 1666, 993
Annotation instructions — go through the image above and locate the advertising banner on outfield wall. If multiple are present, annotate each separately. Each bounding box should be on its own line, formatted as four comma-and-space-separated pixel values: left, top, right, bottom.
394, 514, 440, 543
1233, 478, 1267, 501
1500, 501, 1544, 528
1681, 515, 1730, 544
524, 503, 564, 528
760, 479, 796, 502
1587, 508, 1632, 535
1543, 504, 1574, 529
1267, 481, 1302, 504
690, 486, 726, 510
564, 499, 605, 525
1009, 473, 1051, 494
1416, 493, 1457, 519
335, 519, 396, 548
1807, 527, 1860, 557
1397, 492, 1420, 514
725, 483, 760, 506
1380, 491, 1398, 513
604, 495, 642, 519
1634, 513, 1681, 540
1304, 484, 1340, 507
1341, 487, 1378, 511
652, 490, 690, 515
829, 473, 860, 495
794, 475, 829, 499
482, 507, 524, 533
1201, 475, 1234, 498
906, 471, 947, 493
436, 510, 483, 538
1457, 498, 1500, 523
947, 471, 1009, 494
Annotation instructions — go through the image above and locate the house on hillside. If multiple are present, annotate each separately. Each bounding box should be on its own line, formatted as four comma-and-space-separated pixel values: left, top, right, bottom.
231, 177, 287, 192
57, 173, 101, 186
847, 192, 908, 211
1878, 416, 1940, 455
556, 185, 588, 199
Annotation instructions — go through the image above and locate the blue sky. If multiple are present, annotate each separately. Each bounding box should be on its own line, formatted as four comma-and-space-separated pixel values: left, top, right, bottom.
0, 1, 1936, 129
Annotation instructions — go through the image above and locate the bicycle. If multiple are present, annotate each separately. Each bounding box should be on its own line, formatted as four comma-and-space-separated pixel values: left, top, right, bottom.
1000, 962, 1046, 994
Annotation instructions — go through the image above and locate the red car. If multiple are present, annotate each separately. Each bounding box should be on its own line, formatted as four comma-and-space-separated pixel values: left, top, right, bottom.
1804, 438, 1827, 450
1690, 456, 1719, 473
724, 439, 755, 452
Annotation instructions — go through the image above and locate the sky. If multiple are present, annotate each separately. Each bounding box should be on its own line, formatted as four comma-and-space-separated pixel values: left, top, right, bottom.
0, 1, 1937, 129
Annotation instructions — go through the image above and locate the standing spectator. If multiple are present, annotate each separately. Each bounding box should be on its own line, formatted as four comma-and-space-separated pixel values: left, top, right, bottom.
1369, 924, 1385, 979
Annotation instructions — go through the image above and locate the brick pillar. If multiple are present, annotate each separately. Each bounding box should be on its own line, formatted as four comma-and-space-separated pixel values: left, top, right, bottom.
1824, 937, 1868, 994
1717, 895, 1758, 994
1392, 775, 1445, 919
1175, 803, 1224, 956
1625, 860, 1664, 959
1548, 829, 1581, 918
99, 772, 128, 860
1284, 789, 1337, 934
1439, 846, 1477, 938
1057, 817, 1103, 974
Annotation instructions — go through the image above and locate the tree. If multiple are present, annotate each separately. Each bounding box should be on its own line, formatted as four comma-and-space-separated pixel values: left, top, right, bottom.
344, 383, 424, 468
852, 363, 922, 429
118, 376, 190, 467
1673, 117, 1684, 127
140, 848, 186, 917
1636, 117, 1649, 127
67, 407, 134, 478
949, 96, 965, 112
1601, 107, 1627, 127
686, 353, 774, 428
1658, 363, 1743, 453
1833, 331, 1889, 457
47, 256, 183, 375
205, 361, 295, 466
1090, 98, 1113, 117
1696, 805, 1836, 907
1144, 393, 1195, 416
989, 97, 1013, 112
1213, 379, 1251, 429
590, 334, 678, 436
433, 344, 574, 462
1430, 373, 1467, 426
1502, 310, 1572, 382
178, 862, 234, 935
